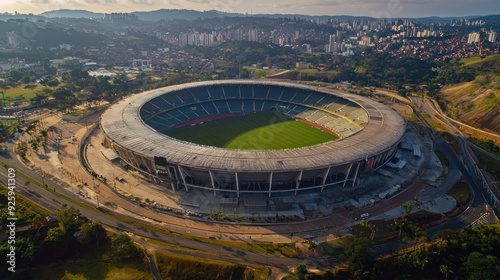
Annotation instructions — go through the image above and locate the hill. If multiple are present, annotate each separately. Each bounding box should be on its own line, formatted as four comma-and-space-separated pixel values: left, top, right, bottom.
133, 9, 222, 21
34, 9, 500, 22
40, 9, 104, 18
460, 54, 500, 71
440, 72, 500, 134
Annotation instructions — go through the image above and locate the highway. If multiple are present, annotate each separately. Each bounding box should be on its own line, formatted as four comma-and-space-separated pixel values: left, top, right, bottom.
417, 96, 500, 213
412, 96, 498, 223
369, 93, 499, 257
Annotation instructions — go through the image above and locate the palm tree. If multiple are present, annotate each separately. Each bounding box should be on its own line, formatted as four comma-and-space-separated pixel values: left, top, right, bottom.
360, 220, 377, 240
394, 217, 408, 240
404, 202, 414, 216
439, 264, 453, 280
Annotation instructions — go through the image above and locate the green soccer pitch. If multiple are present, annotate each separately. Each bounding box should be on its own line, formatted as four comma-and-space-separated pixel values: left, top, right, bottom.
163, 110, 337, 150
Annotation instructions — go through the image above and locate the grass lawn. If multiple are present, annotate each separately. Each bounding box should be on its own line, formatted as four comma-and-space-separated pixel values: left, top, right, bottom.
460, 54, 500, 68
164, 110, 336, 150
10, 240, 152, 280
2, 85, 46, 104
155, 251, 268, 280
0, 184, 51, 223
446, 179, 471, 205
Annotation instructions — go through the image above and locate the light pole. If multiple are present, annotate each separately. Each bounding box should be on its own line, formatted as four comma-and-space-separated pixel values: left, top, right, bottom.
236, 56, 244, 79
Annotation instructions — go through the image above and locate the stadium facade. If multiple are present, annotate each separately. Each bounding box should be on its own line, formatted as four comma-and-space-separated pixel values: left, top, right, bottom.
101, 80, 406, 197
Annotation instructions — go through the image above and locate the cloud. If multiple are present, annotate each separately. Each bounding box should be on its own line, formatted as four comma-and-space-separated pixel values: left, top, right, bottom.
31, 0, 51, 3
186, 0, 209, 3
103, 0, 117, 3
84, 0, 101, 4
168, 0, 180, 6
312, 0, 340, 6
128, 0, 156, 6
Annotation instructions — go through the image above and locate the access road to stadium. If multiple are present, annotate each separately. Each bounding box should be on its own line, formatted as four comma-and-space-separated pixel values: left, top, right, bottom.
12, 100, 465, 244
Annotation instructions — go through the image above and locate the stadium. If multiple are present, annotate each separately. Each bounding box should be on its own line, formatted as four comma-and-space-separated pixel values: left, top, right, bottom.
100, 80, 406, 198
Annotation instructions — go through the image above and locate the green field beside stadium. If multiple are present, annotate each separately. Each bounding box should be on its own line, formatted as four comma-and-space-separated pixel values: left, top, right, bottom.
163, 110, 336, 150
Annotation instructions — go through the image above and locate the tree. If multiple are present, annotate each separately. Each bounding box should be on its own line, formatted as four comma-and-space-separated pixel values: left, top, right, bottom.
359, 220, 377, 240
32, 92, 47, 107
439, 264, 453, 280
209, 209, 223, 221
28, 139, 39, 151
79, 86, 102, 107
404, 202, 414, 216
464, 252, 500, 280
53, 206, 82, 232
24, 84, 37, 94
413, 195, 420, 205
412, 246, 429, 274
307, 240, 319, 257
393, 217, 408, 240
78, 222, 105, 247
45, 226, 66, 243
295, 264, 308, 280
342, 236, 374, 279
108, 234, 142, 262
0, 81, 9, 106
47, 79, 59, 87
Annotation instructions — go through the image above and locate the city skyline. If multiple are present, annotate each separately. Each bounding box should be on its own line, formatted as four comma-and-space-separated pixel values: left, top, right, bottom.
2, 0, 499, 18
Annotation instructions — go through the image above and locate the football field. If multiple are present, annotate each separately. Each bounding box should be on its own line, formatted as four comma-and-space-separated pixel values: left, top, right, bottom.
163, 110, 336, 150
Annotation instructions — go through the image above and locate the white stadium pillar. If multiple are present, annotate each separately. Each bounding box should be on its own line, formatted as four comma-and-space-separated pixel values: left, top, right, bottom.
294, 170, 303, 196
343, 162, 354, 188
209, 170, 216, 195
268, 172, 273, 198
177, 165, 189, 192
321, 167, 330, 192
235, 172, 240, 198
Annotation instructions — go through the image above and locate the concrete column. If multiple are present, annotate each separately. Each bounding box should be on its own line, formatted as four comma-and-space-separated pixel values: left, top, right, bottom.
177, 165, 189, 192
321, 167, 331, 192
209, 170, 216, 195
352, 162, 361, 187
235, 172, 240, 198
342, 162, 354, 188
268, 172, 273, 198
294, 170, 303, 195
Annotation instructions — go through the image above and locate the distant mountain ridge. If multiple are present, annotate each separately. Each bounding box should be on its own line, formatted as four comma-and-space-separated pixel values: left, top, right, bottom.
40, 9, 104, 19
37, 9, 499, 23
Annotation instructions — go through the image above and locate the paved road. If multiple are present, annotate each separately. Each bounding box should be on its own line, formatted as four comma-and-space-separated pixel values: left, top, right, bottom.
368, 93, 499, 257
418, 96, 500, 213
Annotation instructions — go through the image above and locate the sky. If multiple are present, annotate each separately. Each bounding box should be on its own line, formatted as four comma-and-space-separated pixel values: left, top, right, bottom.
2, 0, 499, 18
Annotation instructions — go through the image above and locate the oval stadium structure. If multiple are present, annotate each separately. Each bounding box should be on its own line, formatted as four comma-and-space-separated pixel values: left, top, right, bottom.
101, 80, 406, 197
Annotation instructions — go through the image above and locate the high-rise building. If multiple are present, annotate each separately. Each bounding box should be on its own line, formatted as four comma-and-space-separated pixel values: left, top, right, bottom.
217, 33, 224, 44
360, 36, 371, 46
467, 32, 480, 44
336, 30, 343, 43
179, 33, 188, 47
488, 31, 497, 43
188, 33, 199, 46
248, 29, 259, 42
328, 35, 336, 53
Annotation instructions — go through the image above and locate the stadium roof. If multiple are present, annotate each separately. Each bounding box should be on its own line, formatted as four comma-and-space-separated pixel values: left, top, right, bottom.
101, 80, 406, 172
